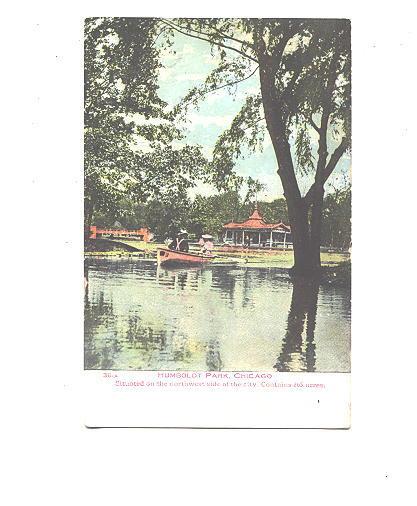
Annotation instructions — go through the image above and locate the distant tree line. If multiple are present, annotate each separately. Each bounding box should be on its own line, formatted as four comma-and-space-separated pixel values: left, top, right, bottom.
93, 184, 351, 249
321, 185, 351, 249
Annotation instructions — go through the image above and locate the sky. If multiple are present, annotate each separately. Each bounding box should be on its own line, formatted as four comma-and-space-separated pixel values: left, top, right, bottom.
156, 32, 351, 202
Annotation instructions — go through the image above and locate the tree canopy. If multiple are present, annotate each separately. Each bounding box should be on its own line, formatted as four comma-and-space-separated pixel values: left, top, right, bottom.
162, 19, 350, 186
84, 18, 208, 230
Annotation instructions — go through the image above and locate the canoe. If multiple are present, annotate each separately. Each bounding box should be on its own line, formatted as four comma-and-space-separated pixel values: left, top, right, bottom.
157, 248, 214, 266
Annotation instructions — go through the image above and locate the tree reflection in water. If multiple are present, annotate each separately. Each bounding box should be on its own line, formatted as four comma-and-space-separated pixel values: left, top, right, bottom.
206, 339, 223, 371
85, 259, 350, 371
274, 278, 320, 372
126, 315, 167, 351
211, 267, 237, 306
84, 292, 120, 369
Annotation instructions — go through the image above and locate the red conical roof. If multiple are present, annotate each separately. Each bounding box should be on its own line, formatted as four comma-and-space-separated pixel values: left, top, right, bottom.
248, 208, 263, 221
223, 206, 291, 231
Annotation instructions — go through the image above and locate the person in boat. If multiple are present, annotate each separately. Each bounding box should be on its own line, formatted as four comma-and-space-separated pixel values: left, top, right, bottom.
199, 234, 214, 255
168, 230, 189, 253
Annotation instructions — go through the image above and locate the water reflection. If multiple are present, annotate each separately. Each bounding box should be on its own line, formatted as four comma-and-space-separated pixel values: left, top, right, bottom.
211, 267, 237, 306
84, 293, 120, 370
125, 314, 168, 351
274, 278, 319, 372
84, 258, 350, 372
206, 338, 223, 371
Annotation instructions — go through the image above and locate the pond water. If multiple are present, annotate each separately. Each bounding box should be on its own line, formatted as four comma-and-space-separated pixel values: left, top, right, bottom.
84, 258, 350, 372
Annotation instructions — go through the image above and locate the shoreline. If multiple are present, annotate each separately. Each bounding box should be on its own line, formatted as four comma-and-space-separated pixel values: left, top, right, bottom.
84, 251, 350, 286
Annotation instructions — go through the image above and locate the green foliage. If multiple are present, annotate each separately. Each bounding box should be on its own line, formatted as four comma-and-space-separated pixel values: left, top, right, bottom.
294, 118, 315, 174
134, 145, 208, 200
84, 18, 165, 125
162, 18, 351, 204
139, 195, 193, 238
258, 200, 289, 224
84, 18, 209, 229
85, 18, 163, 225
322, 185, 351, 248
211, 95, 265, 189
285, 20, 351, 170
94, 182, 351, 249
94, 193, 193, 239
244, 176, 266, 204
171, 57, 256, 120
188, 191, 243, 236
163, 18, 350, 178
94, 189, 292, 242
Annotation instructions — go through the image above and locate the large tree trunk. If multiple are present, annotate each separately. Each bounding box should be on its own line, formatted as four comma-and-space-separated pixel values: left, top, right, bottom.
288, 201, 314, 275
309, 187, 325, 272
287, 201, 323, 276
258, 58, 321, 277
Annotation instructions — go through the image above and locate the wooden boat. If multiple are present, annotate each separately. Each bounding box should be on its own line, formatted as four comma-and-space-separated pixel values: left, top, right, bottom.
157, 248, 215, 266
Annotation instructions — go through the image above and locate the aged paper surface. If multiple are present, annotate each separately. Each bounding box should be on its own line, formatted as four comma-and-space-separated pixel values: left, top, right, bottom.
84, 17, 351, 427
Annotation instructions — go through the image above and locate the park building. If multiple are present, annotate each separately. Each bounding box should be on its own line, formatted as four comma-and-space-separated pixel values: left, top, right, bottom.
222, 205, 292, 249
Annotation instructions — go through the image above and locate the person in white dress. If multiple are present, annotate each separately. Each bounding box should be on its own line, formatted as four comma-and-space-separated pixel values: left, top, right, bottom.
199, 234, 214, 255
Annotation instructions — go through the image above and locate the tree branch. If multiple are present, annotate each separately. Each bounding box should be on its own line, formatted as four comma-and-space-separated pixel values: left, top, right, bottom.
241, 116, 266, 132
323, 136, 348, 179
270, 23, 301, 71
312, 51, 342, 187
304, 137, 348, 205
308, 113, 321, 134
161, 20, 258, 63
195, 66, 259, 99
211, 26, 256, 51
152, 25, 170, 47
281, 71, 300, 102
168, 20, 256, 54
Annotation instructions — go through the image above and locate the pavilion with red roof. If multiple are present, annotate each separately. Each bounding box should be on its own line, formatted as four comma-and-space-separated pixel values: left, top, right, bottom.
222, 205, 292, 248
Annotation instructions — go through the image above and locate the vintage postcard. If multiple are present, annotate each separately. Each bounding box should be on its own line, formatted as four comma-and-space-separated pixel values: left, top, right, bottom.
84, 17, 351, 427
